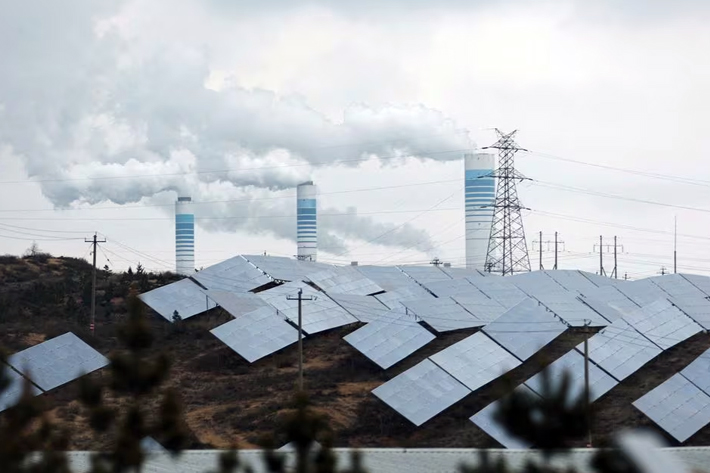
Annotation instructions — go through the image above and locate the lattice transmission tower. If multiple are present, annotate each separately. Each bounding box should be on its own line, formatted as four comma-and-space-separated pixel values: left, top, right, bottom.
483, 130, 531, 275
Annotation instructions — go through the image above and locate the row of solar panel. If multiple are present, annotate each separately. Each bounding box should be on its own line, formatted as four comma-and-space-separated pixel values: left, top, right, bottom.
0, 332, 108, 413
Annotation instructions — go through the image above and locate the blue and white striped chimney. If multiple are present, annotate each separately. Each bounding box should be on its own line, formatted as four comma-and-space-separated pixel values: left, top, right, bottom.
296, 181, 317, 261
175, 196, 195, 275
465, 153, 496, 270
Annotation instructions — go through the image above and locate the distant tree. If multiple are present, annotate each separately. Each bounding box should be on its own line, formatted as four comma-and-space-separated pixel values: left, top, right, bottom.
136, 263, 144, 275
23, 241, 40, 258
103, 264, 111, 272
126, 266, 133, 276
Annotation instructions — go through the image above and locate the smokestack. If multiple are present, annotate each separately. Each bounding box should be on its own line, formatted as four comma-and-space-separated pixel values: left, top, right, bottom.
464, 153, 496, 270
175, 196, 195, 275
296, 181, 317, 262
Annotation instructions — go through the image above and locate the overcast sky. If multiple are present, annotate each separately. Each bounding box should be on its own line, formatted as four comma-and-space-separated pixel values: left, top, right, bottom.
1, 0, 710, 278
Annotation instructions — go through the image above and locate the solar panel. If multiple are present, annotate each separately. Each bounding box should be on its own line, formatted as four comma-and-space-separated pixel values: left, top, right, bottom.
257, 282, 358, 334
623, 299, 702, 350
451, 293, 507, 323
192, 256, 271, 292
649, 274, 708, 299
524, 349, 618, 405
580, 318, 662, 382
328, 293, 391, 323
423, 279, 478, 298
205, 290, 270, 318
355, 266, 431, 298
681, 274, 710, 297
466, 279, 528, 309
669, 295, 710, 330
140, 278, 217, 321
508, 271, 568, 297
533, 292, 610, 327
469, 385, 539, 449
306, 267, 384, 296
579, 285, 639, 314
578, 296, 625, 324
0, 367, 41, 413
8, 332, 109, 392
210, 307, 300, 363
615, 279, 667, 307
680, 348, 710, 395
543, 270, 600, 294
430, 332, 521, 391
140, 436, 166, 452
374, 287, 434, 310
344, 315, 435, 369
633, 373, 710, 443
243, 254, 329, 282
440, 266, 487, 280
483, 298, 568, 361
398, 265, 452, 285
372, 359, 471, 426
402, 297, 485, 332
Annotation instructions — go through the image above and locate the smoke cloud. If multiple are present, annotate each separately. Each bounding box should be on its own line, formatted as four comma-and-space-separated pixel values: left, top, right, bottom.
0, 0, 465, 254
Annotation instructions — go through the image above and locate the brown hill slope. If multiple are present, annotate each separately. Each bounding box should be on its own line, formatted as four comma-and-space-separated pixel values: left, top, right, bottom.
1, 254, 710, 449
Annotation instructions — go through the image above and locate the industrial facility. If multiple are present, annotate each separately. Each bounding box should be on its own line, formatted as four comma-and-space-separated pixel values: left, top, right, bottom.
175, 196, 195, 275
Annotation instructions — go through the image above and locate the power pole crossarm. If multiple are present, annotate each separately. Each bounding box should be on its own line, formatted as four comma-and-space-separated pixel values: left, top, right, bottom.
84, 233, 106, 337
286, 289, 315, 392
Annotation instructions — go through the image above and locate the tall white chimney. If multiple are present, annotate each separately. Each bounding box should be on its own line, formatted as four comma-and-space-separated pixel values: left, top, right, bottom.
296, 181, 317, 261
465, 153, 496, 270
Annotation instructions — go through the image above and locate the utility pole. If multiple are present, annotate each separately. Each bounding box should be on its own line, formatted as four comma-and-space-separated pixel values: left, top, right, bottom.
85, 233, 106, 336
599, 236, 605, 276
674, 216, 678, 274
554, 232, 558, 270
483, 129, 531, 276
286, 289, 315, 391
429, 257, 443, 267
539, 231, 543, 271
613, 236, 618, 279
660, 266, 667, 276
593, 236, 623, 278
584, 319, 592, 447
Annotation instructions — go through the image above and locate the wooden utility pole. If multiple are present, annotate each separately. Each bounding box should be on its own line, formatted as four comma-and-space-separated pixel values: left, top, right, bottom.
554, 232, 558, 270
286, 289, 315, 391
85, 233, 105, 336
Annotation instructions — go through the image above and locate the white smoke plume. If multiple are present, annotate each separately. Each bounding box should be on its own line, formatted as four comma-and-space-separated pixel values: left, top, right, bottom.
0, 1, 466, 254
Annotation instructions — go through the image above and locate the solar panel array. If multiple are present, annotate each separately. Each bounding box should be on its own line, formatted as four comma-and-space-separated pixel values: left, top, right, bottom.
469, 385, 539, 449
205, 290, 270, 319
543, 270, 600, 295
649, 274, 708, 299
327, 292, 391, 323
243, 254, 329, 282
372, 359, 471, 426
633, 373, 710, 442
193, 256, 271, 293
139, 278, 217, 322
451, 293, 507, 323
306, 267, 383, 296
402, 297, 484, 332
8, 332, 109, 392
467, 279, 529, 309
670, 295, 710, 330
533, 292, 609, 327
398, 265, 452, 285
525, 349, 618, 405
257, 282, 358, 334
344, 312, 435, 369
579, 285, 639, 313
423, 278, 478, 298
210, 307, 300, 363
483, 298, 568, 361
430, 332, 521, 391
681, 273, 710, 297
623, 299, 702, 350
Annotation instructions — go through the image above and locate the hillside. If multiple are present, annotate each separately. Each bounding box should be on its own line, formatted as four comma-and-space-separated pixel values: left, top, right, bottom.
2, 254, 710, 450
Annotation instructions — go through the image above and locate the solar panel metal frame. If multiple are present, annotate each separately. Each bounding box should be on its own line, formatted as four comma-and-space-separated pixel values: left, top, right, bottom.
344, 315, 435, 369
306, 267, 384, 296
633, 373, 710, 443
580, 318, 662, 382
372, 358, 471, 426
210, 306, 300, 363
524, 349, 618, 404
623, 299, 702, 351
205, 290, 270, 319
430, 332, 521, 392
533, 292, 610, 327
669, 295, 710, 330
192, 255, 271, 292
257, 282, 358, 334
402, 297, 485, 332
681, 347, 710, 395
8, 332, 109, 391
451, 293, 507, 323
139, 278, 217, 321
483, 298, 568, 361
0, 366, 41, 413
469, 385, 539, 449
